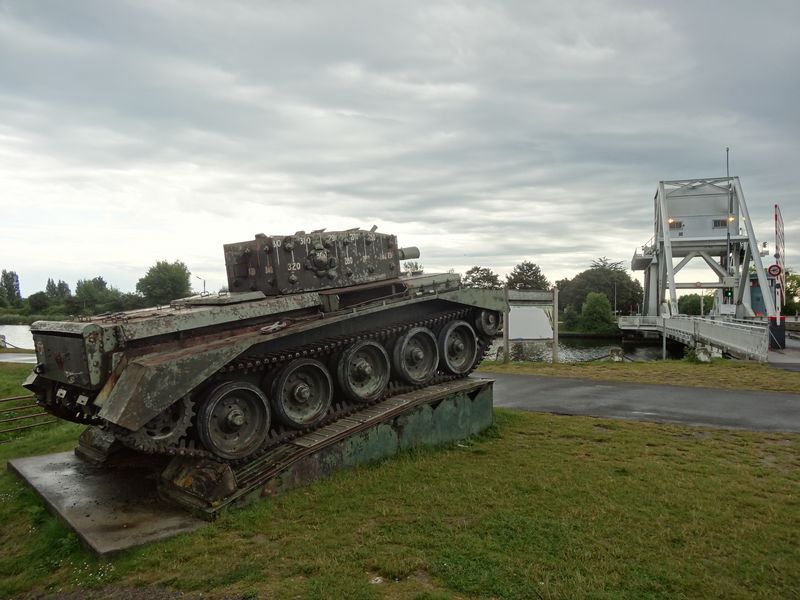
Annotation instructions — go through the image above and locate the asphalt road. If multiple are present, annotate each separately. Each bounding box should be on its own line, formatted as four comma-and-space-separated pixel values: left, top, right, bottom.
479, 372, 800, 432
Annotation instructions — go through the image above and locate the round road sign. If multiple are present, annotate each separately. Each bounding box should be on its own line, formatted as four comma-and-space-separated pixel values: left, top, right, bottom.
767, 264, 782, 277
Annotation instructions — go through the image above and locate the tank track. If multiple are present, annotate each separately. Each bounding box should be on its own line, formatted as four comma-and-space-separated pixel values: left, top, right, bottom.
112, 307, 493, 463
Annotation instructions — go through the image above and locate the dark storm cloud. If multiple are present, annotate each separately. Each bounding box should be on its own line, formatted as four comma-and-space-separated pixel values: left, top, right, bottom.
0, 0, 797, 295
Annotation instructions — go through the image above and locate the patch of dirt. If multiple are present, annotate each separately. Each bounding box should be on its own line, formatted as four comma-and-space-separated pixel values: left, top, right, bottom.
760, 438, 795, 447
758, 453, 792, 473
411, 569, 432, 585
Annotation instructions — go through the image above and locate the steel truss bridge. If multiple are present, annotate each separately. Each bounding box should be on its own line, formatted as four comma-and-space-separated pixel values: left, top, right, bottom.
620, 176, 785, 360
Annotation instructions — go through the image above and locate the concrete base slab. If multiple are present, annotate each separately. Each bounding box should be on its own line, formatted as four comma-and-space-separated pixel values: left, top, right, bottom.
768, 337, 800, 371
7, 452, 206, 557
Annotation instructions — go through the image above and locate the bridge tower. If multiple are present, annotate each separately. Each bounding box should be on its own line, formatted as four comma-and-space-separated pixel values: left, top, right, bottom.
631, 177, 776, 319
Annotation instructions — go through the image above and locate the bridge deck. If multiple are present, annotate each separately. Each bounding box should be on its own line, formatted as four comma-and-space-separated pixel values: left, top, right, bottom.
619, 316, 769, 361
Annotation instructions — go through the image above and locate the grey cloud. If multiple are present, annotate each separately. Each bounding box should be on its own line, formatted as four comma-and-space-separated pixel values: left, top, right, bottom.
0, 0, 797, 296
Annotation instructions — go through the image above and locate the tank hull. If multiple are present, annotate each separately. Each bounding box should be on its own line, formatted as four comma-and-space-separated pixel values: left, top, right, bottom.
25, 272, 505, 462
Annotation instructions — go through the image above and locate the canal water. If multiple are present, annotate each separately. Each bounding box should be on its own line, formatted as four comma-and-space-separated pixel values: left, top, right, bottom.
0, 324, 34, 350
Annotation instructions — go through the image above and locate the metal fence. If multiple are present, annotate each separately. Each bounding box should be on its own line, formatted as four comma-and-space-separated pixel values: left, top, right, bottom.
0, 394, 56, 443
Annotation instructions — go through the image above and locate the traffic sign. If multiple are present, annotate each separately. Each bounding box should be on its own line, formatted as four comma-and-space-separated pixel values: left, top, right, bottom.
767, 264, 782, 277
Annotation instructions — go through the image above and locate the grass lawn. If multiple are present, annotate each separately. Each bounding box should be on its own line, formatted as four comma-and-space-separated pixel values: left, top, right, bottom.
0, 363, 799, 598
479, 359, 800, 394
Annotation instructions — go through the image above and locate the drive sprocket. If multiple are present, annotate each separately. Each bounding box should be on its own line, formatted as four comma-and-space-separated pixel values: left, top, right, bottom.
119, 395, 195, 453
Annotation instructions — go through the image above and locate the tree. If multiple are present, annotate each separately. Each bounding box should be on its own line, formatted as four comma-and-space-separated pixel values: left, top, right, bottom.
75, 277, 115, 312
678, 293, 714, 316
462, 266, 501, 289
782, 269, 799, 315
0, 287, 8, 309
578, 292, 617, 334
45, 278, 58, 299
403, 261, 423, 273
505, 260, 550, 290
56, 280, 72, 299
136, 260, 192, 305
1, 270, 22, 307
562, 304, 580, 330
27, 291, 50, 312
557, 257, 642, 316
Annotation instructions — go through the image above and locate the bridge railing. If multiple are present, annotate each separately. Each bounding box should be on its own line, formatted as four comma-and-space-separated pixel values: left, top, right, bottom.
618, 315, 662, 329
618, 315, 769, 361
689, 318, 768, 361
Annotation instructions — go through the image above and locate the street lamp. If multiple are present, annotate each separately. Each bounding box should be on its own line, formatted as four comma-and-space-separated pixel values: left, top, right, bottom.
613, 281, 617, 315
195, 275, 206, 295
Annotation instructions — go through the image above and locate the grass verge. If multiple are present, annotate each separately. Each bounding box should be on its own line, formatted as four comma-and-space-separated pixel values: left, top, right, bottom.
0, 364, 59, 444
0, 411, 798, 597
1, 362, 798, 598
479, 359, 800, 393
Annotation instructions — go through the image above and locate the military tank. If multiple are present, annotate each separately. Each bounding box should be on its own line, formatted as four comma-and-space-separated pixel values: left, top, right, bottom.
23, 229, 505, 463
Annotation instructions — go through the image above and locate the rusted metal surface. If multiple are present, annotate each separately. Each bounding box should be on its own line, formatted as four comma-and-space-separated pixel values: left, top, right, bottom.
0, 411, 49, 424
224, 230, 408, 295
0, 394, 34, 403
23, 229, 508, 464
0, 403, 40, 415
0, 420, 57, 439
0, 394, 55, 439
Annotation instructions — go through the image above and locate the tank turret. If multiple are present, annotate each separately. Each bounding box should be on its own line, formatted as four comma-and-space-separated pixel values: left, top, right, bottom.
225, 229, 420, 295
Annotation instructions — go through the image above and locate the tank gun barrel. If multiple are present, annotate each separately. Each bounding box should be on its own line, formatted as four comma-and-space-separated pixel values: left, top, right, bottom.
398, 247, 420, 260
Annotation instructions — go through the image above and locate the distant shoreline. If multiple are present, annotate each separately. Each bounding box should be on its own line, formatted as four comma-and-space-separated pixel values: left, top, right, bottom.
0, 315, 69, 326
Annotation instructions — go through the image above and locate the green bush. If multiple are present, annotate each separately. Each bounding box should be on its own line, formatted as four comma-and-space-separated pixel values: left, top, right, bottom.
578, 292, 618, 334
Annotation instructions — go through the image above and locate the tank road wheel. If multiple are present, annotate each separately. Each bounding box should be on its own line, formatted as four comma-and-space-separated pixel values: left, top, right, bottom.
438, 320, 478, 375
393, 327, 439, 385
475, 309, 501, 337
337, 340, 391, 403
196, 381, 270, 461
272, 359, 333, 429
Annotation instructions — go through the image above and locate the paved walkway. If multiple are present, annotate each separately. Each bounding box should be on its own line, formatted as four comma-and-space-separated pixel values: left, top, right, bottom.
0, 353, 36, 364
767, 337, 800, 372
480, 372, 800, 432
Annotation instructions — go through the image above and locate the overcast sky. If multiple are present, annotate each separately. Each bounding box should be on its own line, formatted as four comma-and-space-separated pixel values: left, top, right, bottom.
1, 0, 798, 297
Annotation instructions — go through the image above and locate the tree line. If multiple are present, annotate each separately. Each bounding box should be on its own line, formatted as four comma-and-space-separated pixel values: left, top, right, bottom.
459, 257, 643, 334
7, 256, 793, 329
0, 261, 193, 322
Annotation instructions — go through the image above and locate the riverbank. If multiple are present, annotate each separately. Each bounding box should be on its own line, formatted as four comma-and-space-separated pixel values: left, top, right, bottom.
0, 348, 34, 354
0, 314, 68, 326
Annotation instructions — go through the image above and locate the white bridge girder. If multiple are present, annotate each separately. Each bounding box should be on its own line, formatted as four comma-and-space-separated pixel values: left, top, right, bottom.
632, 176, 776, 319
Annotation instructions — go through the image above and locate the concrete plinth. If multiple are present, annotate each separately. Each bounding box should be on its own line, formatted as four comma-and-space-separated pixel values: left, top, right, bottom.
7, 452, 206, 557
162, 378, 495, 518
